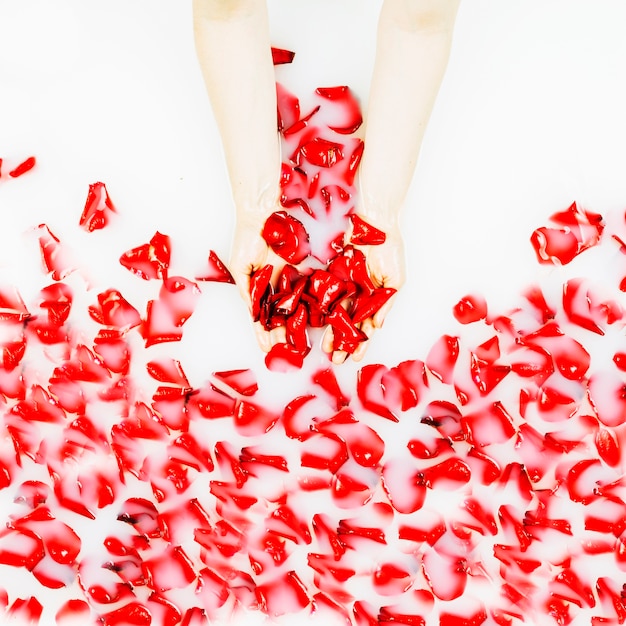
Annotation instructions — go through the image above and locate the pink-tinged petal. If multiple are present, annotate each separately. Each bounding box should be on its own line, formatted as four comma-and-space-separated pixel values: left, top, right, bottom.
596, 577, 626, 624
467, 448, 501, 484
265, 503, 311, 544
453, 293, 488, 324
312, 367, 350, 409
550, 201, 604, 246
38, 282, 72, 326
146, 358, 190, 386
353, 601, 379, 626
357, 363, 399, 422
341, 138, 364, 187
382, 457, 426, 514
141, 301, 181, 347
422, 457, 472, 490
332, 464, 378, 508
421, 400, 464, 441
307, 552, 355, 583
0, 286, 30, 323
93, 330, 131, 374
117, 497, 162, 538
372, 562, 413, 596
7, 597, 43, 623
276, 82, 300, 131
120, 231, 171, 280
426, 335, 459, 383
180, 607, 209, 626
523, 322, 590, 381
195, 250, 234, 283
234, 399, 279, 435
283, 393, 336, 441
587, 370, 626, 427
563, 278, 604, 335
209, 480, 258, 510
36, 223, 75, 280
462, 402, 516, 446
187, 383, 235, 420
530, 226, 580, 264
212, 368, 257, 396
300, 433, 348, 473
317, 414, 384, 467
315, 85, 363, 134
79, 181, 116, 232
549, 568, 596, 609
523, 284, 556, 323
167, 433, 214, 472
256, 571, 311, 616
422, 549, 467, 601
283, 105, 321, 137
280, 163, 312, 213
55, 599, 91, 625
158, 276, 200, 326
195, 567, 230, 613
14, 480, 50, 509
0, 527, 45, 569
143, 545, 196, 592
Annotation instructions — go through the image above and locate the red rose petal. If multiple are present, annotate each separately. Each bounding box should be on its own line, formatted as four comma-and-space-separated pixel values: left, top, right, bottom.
271, 47, 295, 65
349, 214, 386, 246
9, 156, 36, 178
79, 182, 116, 232
120, 231, 171, 280
195, 250, 234, 283
262, 211, 311, 264
315, 85, 363, 134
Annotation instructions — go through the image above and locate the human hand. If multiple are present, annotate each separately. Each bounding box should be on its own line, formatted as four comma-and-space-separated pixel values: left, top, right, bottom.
229, 211, 286, 352
323, 223, 405, 364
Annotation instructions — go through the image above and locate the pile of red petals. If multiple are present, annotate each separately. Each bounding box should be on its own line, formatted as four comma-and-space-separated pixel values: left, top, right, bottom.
1, 56, 626, 626
258, 75, 393, 370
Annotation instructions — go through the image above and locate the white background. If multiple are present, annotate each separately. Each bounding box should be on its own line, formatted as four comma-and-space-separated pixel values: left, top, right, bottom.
1, 1, 626, 624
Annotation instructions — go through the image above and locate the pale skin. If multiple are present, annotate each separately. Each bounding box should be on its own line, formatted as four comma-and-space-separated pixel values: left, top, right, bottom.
193, 0, 460, 362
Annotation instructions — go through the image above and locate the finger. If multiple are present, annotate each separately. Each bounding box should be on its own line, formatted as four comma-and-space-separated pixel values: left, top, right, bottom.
233, 270, 253, 314
269, 325, 286, 348
352, 318, 375, 362
332, 349, 348, 365
372, 292, 397, 329
322, 326, 335, 354
253, 321, 272, 353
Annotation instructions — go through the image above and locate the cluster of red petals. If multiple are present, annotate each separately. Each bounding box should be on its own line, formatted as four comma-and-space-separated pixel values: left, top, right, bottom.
1, 54, 626, 626
259, 78, 392, 369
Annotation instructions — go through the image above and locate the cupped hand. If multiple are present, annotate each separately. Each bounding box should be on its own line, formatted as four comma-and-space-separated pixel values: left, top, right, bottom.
323, 224, 405, 363
229, 211, 286, 352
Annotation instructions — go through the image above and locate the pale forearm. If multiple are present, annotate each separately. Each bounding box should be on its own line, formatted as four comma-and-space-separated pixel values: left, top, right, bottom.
360, 0, 460, 228
193, 0, 280, 216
